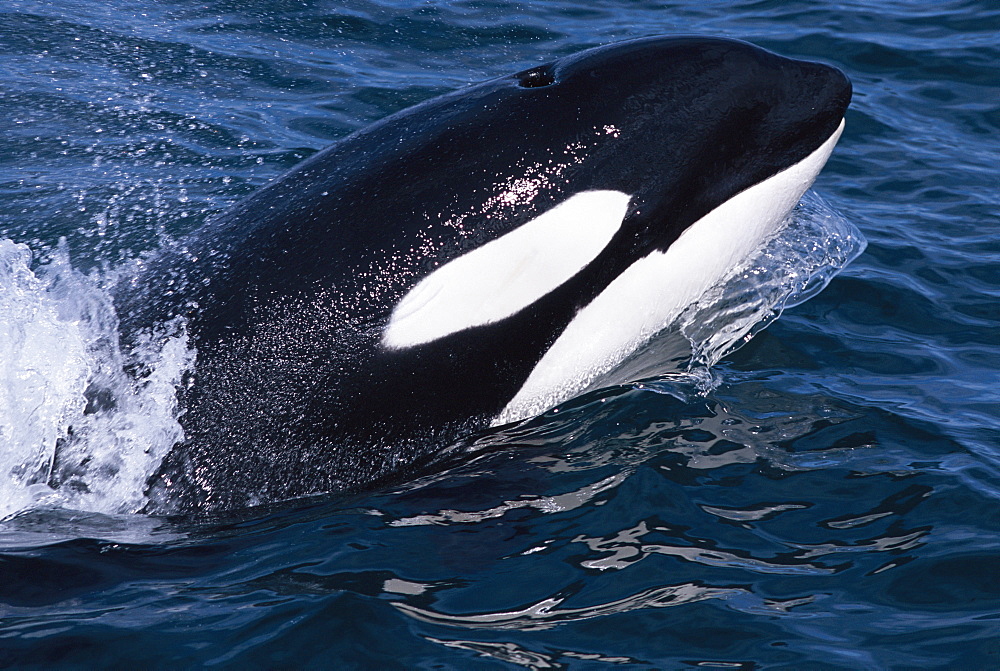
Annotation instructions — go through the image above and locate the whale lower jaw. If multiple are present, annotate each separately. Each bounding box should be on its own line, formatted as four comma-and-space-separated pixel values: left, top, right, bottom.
492, 119, 846, 427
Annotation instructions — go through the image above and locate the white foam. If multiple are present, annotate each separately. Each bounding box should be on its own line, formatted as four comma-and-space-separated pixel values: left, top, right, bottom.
0, 240, 193, 521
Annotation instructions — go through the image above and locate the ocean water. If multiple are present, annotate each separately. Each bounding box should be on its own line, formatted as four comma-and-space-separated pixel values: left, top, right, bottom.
1, 0, 998, 668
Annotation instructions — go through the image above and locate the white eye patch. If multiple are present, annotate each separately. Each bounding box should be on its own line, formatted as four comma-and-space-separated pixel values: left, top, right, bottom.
382, 190, 631, 349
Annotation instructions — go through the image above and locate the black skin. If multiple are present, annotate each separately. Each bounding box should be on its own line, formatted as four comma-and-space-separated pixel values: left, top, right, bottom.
114, 36, 851, 512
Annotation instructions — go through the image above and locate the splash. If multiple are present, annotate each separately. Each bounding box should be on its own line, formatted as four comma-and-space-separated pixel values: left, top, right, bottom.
679, 191, 866, 370
0, 240, 192, 521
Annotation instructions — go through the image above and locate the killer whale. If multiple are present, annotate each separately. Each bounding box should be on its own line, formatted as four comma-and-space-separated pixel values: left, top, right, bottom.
115, 36, 851, 512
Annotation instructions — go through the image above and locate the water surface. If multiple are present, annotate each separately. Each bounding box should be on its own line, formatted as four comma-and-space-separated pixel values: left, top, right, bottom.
1, 0, 998, 668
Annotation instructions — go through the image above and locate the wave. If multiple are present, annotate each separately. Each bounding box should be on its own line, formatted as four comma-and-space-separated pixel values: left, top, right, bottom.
0, 241, 191, 520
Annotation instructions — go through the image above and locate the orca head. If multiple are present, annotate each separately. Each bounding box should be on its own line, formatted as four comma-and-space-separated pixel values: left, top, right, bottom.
379, 36, 852, 426
512, 36, 852, 251
127, 37, 854, 510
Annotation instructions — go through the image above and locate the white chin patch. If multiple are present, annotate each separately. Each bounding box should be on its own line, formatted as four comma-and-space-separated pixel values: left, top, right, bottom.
494, 119, 846, 426
382, 189, 631, 349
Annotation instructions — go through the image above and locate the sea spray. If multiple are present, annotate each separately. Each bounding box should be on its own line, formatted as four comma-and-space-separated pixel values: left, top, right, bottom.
679, 191, 867, 370
0, 240, 192, 519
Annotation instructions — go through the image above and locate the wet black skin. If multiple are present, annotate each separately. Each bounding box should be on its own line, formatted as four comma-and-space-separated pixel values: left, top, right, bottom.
114, 36, 851, 512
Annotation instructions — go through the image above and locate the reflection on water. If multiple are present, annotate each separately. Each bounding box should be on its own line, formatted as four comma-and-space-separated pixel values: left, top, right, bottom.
0, 0, 997, 666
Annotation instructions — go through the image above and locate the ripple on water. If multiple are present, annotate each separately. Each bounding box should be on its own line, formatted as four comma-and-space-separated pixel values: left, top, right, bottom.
0, 0, 998, 667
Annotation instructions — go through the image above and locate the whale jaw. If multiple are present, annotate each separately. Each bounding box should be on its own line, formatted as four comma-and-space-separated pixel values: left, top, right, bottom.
493, 119, 846, 426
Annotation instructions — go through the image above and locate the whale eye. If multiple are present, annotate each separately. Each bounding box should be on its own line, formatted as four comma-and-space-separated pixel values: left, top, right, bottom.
515, 65, 556, 88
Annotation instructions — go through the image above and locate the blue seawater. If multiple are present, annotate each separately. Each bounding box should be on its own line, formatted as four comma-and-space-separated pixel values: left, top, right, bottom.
1, 0, 998, 668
